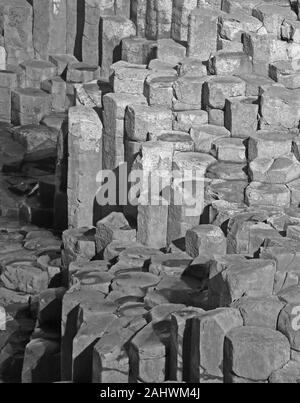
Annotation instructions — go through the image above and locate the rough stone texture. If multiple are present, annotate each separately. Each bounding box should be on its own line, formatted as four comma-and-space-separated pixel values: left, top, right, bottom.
67, 107, 103, 228
2, 0, 300, 386
0, 0, 34, 65
11, 88, 52, 126
224, 327, 291, 381
33, 0, 67, 60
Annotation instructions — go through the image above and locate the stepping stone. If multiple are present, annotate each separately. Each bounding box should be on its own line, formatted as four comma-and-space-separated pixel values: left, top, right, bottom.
187, 6, 220, 61
169, 307, 205, 382
190, 308, 243, 382
11, 88, 52, 126
218, 10, 265, 42
278, 301, 300, 352
111, 272, 161, 296
238, 73, 278, 97
49, 54, 79, 76
227, 217, 281, 256
112, 63, 149, 95
67, 106, 103, 228
117, 302, 148, 318
128, 321, 170, 383
62, 227, 96, 266
208, 51, 252, 76
61, 290, 116, 380
149, 253, 192, 278
144, 74, 177, 108
100, 16, 136, 79
72, 313, 118, 383
269, 60, 300, 89
209, 257, 276, 308
146, 304, 186, 324
232, 296, 284, 329
95, 213, 136, 254
122, 37, 156, 65
156, 39, 186, 66
66, 63, 101, 83
32, 0, 67, 59
145, 275, 203, 308
224, 326, 290, 381
249, 155, 300, 184
177, 58, 207, 77
246, 182, 291, 209
0, 0, 34, 65
32, 287, 66, 327
0, 303, 35, 382
278, 285, 300, 305
260, 86, 300, 131
103, 241, 143, 262
148, 59, 177, 75
0, 287, 29, 306
252, 3, 297, 36
203, 76, 246, 110
149, 131, 194, 152
173, 75, 208, 111
248, 130, 294, 161
71, 270, 114, 295
206, 179, 248, 204
42, 76, 67, 112
269, 361, 300, 383
10, 124, 58, 154
211, 138, 247, 164
173, 110, 208, 132
20, 60, 57, 88
125, 105, 172, 142
93, 330, 131, 383
22, 338, 60, 383
0, 261, 49, 295
261, 239, 300, 291
118, 246, 164, 266
190, 124, 230, 154
186, 225, 227, 259
68, 260, 110, 276
206, 162, 248, 181
224, 97, 259, 138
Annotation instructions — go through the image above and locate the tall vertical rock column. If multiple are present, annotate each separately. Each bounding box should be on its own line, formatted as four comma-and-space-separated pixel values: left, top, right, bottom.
66, 0, 78, 56
145, 0, 173, 40
100, 16, 136, 79
0, 0, 34, 65
68, 107, 103, 229
187, 5, 220, 60
137, 141, 174, 249
131, 0, 147, 37
172, 0, 198, 43
33, 0, 67, 60
82, 0, 115, 65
